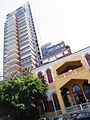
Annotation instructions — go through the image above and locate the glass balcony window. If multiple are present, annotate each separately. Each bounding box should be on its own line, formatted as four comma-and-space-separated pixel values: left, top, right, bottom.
19, 40, 29, 46
21, 52, 30, 59
20, 46, 30, 54
19, 31, 27, 37
19, 36, 28, 41
7, 49, 18, 56
7, 53, 19, 60
19, 32, 28, 38
7, 44, 18, 50
18, 20, 26, 25
6, 58, 19, 66
21, 57, 31, 64
18, 22, 26, 28
19, 29, 27, 35
18, 26, 27, 32
17, 16, 25, 23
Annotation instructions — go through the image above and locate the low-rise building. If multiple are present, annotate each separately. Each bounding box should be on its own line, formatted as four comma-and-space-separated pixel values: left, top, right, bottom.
33, 46, 90, 117
41, 41, 71, 65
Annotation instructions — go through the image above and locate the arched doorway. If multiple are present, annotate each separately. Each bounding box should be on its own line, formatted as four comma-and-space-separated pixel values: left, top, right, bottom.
72, 85, 85, 104
61, 88, 72, 107
83, 81, 90, 101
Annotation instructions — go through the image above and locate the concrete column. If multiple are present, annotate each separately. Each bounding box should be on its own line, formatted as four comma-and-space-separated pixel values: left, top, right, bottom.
81, 89, 87, 101
56, 90, 66, 114
70, 91, 77, 106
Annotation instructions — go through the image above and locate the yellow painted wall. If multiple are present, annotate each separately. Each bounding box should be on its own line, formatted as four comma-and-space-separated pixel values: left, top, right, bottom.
47, 54, 90, 114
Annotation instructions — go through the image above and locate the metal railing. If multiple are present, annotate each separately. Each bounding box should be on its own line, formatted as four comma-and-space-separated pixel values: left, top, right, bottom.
58, 66, 87, 79
66, 102, 90, 113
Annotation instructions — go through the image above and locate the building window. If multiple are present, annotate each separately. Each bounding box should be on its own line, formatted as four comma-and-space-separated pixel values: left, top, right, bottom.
46, 69, 53, 83
43, 97, 54, 112
73, 85, 81, 92
61, 88, 72, 107
37, 72, 45, 84
52, 93, 60, 110
43, 97, 50, 112
85, 53, 90, 66
83, 81, 90, 101
38, 72, 43, 78
72, 85, 85, 104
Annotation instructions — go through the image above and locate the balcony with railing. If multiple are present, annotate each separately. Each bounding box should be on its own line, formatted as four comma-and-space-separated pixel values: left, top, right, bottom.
57, 66, 87, 80
66, 102, 90, 113
7, 53, 19, 61
7, 48, 18, 56
7, 44, 18, 51
7, 39, 18, 46
6, 58, 19, 66
56, 60, 88, 80
5, 64, 20, 73
5, 31, 17, 39
4, 35, 17, 42
5, 19, 16, 28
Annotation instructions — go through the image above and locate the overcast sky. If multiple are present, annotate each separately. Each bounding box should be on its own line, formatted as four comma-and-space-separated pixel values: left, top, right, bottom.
0, 0, 90, 73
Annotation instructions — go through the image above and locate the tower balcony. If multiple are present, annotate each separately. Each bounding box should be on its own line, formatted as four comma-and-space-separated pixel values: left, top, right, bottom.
7, 44, 18, 51
4, 35, 17, 42
5, 64, 20, 72
7, 48, 18, 56
5, 32, 17, 39
7, 39, 18, 46
5, 24, 17, 32
7, 53, 19, 61
57, 66, 87, 80
5, 58, 19, 66
5, 20, 16, 28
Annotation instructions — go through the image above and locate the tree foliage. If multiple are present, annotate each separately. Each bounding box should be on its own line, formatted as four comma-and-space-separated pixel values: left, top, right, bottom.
0, 68, 47, 120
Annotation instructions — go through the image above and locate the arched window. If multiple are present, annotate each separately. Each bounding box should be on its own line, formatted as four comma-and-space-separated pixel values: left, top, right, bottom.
83, 81, 90, 89
38, 71, 43, 79
73, 85, 81, 92
46, 69, 53, 83
37, 71, 45, 84
43, 96, 54, 112
61, 88, 72, 107
83, 81, 90, 101
72, 85, 85, 104
85, 53, 90, 66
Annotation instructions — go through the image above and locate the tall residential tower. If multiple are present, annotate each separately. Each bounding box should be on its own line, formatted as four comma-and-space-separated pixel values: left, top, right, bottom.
3, 3, 41, 78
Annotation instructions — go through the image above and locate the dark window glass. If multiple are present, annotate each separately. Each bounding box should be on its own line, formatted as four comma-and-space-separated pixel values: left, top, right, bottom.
46, 69, 53, 83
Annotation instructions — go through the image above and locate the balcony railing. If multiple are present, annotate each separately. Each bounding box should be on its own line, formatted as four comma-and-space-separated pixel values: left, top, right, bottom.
7, 49, 18, 55
8, 39, 18, 46
5, 58, 19, 66
7, 53, 19, 61
5, 64, 20, 72
66, 102, 90, 113
7, 44, 18, 50
58, 66, 87, 79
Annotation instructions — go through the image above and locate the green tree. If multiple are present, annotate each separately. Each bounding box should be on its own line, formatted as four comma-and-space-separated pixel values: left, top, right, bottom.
0, 68, 47, 120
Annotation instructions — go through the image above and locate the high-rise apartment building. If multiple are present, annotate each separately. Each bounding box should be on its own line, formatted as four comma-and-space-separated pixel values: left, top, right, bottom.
3, 3, 41, 78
